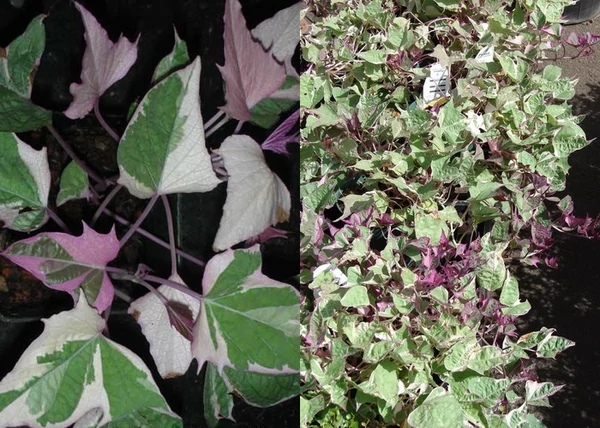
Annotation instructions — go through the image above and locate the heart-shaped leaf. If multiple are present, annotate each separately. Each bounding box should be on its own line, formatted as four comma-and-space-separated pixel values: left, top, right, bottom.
0, 295, 182, 427
191, 246, 299, 374
213, 135, 291, 251
118, 57, 221, 199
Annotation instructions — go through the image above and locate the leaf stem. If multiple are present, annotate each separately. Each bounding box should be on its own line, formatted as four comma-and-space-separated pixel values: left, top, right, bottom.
46, 207, 70, 232
94, 100, 120, 142
119, 194, 159, 248
144, 274, 203, 301
47, 125, 107, 187
91, 184, 123, 226
205, 113, 231, 138
161, 195, 178, 277
101, 207, 205, 267
106, 266, 203, 301
204, 109, 226, 130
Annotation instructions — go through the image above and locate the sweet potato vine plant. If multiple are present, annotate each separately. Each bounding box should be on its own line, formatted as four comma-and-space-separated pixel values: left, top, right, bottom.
0, 1, 300, 427
300, 0, 598, 426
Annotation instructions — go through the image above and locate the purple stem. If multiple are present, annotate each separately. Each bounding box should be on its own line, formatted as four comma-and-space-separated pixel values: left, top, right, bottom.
233, 120, 243, 134
204, 109, 226, 130
106, 266, 203, 301
119, 194, 159, 248
144, 274, 203, 301
91, 184, 123, 226
47, 125, 107, 186
205, 113, 231, 138
46, 208, 70, 233
102, 207, 205, 267
161, 195, 178, 277
94, 100, 120, 142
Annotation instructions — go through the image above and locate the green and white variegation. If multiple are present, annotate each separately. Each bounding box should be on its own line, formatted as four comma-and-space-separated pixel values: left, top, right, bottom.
117, 56, 220, 199
0, 295, 182, 428
0, 132, 50, 231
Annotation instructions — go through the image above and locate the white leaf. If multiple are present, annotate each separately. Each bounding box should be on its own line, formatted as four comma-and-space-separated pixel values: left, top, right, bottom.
128, 274, 200, 379
251, 3, 301, 64
213, 135, 291, 251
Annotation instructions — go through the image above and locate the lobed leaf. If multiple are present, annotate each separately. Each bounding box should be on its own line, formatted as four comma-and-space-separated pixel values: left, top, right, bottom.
2, 223, 119, 312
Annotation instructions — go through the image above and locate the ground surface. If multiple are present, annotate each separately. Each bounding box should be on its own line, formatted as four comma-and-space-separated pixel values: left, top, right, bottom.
515, 16, 600, 427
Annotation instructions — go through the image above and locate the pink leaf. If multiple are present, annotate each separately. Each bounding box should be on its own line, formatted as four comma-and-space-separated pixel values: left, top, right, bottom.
2, 223, 119, 312
217, 0, 286, 123
64, 3, 138, 119
261, 109, 299, 156
244, 226, 289, 246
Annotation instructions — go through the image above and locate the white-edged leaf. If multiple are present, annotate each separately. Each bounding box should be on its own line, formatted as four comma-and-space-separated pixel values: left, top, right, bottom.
251, 3, 301, 64
57, 161, 91, 207
128, 274, 200, 379
2, 223, 119, 312
0, 295, 182, 427
204, 363, 234, 428
0, 132, 50, 231
191, 246, 299, 375
117, 57, 221, 199
152, 27, 190, 84
0, 15, 52, 132
223, 366, 299, 407
213, 135, 290, 251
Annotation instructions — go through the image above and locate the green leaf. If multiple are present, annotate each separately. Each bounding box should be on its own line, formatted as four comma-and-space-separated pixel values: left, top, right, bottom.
204, 363, 233, 428
0, 15, 45, 96
152, 28, 190, 84
0, 132, 50, 231
117, 57, 220, 198
408, 389, 466, 428
0, 86, 52, 132
536, 335, 575, 358
300, 395, 326, 427
0, 296, 182, 427
340, 285, 370, 307
498, 53, 528, 82
250, 76, 299, 128
358, 360, 401, 407
0, 16, 51, 132
223, 367, 299, 407
467, 346, 504, 374
499, 274, 519, 306
56, 161, 90, 207
553, 123, 588, 157
414, 212, 448, 246
476, 255, 506, 291
192, 247, 299, 373
525, 381, 563, 406
357, 50, 387, 64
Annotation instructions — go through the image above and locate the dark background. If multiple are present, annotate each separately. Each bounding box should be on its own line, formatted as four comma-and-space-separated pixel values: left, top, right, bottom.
0, 0, 299, 426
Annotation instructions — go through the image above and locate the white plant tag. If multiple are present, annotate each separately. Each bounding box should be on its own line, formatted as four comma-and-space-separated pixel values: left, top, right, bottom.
475, 45, 495, 63
423, 63, 450, 103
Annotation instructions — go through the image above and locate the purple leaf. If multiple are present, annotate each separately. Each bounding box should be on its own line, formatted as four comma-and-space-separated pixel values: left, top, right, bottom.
217, 0, 286, 123
261, 109, 299, 156
2, 223, 119, 312
245, 226, 289, 246
64, 3, 138, 119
